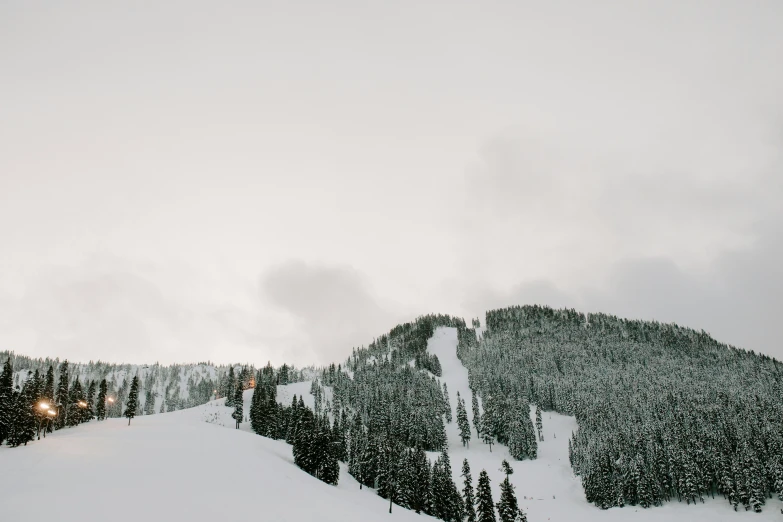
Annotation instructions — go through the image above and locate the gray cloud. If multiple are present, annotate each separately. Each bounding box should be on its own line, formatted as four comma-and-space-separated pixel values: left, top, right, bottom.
586, 219, 783, 357
457, 113, 783, 357
461, 217, 783, 359
0, 255, 300, 366
2, 1, 782, 366
259, 260, 406, 365
4, 262, 180, 363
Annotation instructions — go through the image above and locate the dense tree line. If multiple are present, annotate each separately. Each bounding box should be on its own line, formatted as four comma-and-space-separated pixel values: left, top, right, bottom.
346, 412, 460, 517
332, 315, 465, 454
248, 372, 527, 522
459, 304, 783, 513
334, 361, 448, 451
456, 338, 538, 459
245, 315, 500, 521
0, 359, 134, 447
415, 352, 443, 376
0, 354, 261, 446
1, 351, 309, 418
345, 314, 465, 373
335, 315, 497, 520
248, 367, 341, 485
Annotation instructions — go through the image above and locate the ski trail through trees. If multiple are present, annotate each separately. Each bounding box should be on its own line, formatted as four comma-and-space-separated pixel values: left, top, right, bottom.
425, 327, 782, 522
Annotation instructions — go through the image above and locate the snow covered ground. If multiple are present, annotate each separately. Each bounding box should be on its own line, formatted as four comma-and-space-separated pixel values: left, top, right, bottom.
0, 384, 430, 522
427, 326, 783, 521
2, 328, 780, 521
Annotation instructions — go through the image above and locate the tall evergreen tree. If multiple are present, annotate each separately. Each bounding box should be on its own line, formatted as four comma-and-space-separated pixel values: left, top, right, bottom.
457, 394, 471, 447
535, 405, 543, 442
124, 375, 139, 425
66, 378, 85, 427
55, 360, 70, 430
480, 412, 494, 451
430, 451, 462, 521
293, 406, 340, 486
42, 365, 55, 402
471, 391, 482, 439
443, 383, 452, 423
30, 370, 51, 439
462, 458, 477, 522
42, 365, 55, 433
96, 379, 107, 421
224, 367, 236, 407
317, 416, 340, 485
476, 470, 496, 522
0, 358, 13, 445
507, 402, 537, 461
249, 370, 263, 434
232, 380, 243, 429
144, 387, 155, 415
85, 380, 96, 421
496, 461, 519, 522
8, 382, 36, 447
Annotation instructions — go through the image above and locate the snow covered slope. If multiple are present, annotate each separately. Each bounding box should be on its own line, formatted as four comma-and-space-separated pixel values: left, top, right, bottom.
427, 326, 783, 522
3, 329, 780, 522
0, 384, 436, 522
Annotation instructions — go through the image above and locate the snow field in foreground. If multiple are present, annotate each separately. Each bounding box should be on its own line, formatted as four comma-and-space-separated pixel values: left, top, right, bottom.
0, 387, 432, 522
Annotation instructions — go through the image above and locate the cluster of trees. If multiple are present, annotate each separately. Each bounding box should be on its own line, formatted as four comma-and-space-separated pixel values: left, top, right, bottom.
456, 392, 471, 447
332, 313, 529, 519
493, 460, 529, 522
347, 412, 463, 518
291, 404, 340, 485
454, 369, 538, 459
249, 364, 281, 435
329, 359, 448, 451
332, 315, 466, 455
247, 359, 529, 521
245, 314, 507, 521
248, 369, 342, 485
415, 352, 443, 377
234, 311, 539, 522
460, 304, 783, 513
1, 352, 310, 417
0, 359, 96, 446
221, 365, 253, 406
0, 359, 143, 447
345, 314, 465, 373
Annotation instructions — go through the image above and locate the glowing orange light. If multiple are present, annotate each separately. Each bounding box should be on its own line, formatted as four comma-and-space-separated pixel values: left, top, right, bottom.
38, 402, 50, 410
47, 409, 56, 416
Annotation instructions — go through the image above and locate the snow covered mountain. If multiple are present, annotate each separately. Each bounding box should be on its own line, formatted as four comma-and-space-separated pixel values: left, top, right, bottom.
2, 308, 782, 522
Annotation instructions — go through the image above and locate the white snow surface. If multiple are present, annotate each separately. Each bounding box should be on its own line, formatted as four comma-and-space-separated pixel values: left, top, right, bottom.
2, 328, 781, 521
427, 326, 783, 522
0, 382, 434, 522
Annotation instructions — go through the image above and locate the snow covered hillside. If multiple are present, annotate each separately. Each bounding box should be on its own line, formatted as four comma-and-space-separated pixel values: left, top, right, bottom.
2, 324, 781, 522
427, 326, 783, 522
0, 381, 435, 522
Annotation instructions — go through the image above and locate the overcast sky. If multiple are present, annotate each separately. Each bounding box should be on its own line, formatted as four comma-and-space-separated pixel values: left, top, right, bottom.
1, 1, 781, 367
